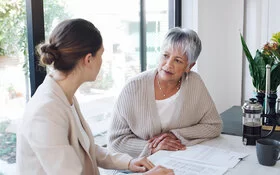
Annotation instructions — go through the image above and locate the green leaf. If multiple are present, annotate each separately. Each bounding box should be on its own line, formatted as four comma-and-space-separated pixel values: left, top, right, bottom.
271, 63, 280, 92
254, 51, 266, 91
240, 34, 254, 62
240, 34, 260, 89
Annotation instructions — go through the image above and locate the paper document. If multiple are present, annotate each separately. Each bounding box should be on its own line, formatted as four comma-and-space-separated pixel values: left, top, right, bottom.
170, 145, 248, 168
148, 145, 248, 175
149, 156, 227, 175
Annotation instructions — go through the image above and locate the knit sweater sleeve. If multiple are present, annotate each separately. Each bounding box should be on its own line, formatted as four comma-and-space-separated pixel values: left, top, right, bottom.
108, 104, 151, 158
108, 76, 153, 158
170, 73, 223, 146
170, 102, 222, 146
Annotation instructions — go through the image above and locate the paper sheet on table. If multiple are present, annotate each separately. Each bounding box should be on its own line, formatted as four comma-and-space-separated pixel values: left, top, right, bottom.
170, 144, 248, 168
149, 155, 228, 175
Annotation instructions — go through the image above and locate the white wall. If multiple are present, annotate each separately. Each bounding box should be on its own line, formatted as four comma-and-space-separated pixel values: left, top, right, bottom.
243, 0, 268, 102
267, 0, 280, 37
182, 0, 244, 113
243, 0, 280, 101
182, 0, 280, 113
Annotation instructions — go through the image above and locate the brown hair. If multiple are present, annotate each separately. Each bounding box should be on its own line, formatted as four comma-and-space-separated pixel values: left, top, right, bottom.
37, 18, 102, 73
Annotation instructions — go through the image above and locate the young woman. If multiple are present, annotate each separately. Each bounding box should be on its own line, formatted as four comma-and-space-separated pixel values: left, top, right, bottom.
16, 18, 174, 175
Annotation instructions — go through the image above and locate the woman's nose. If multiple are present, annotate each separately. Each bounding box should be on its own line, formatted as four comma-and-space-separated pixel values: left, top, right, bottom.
165, 58, 174, 67
163, 59, 174, 71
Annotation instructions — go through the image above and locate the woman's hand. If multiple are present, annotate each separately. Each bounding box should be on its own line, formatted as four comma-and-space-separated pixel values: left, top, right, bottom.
128, 157, 155, 172
144, 165, 174, 175
148, 132, 178, 148
148, 132, 186, 154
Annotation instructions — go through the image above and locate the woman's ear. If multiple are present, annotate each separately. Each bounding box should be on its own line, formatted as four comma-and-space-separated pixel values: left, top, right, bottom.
83, 53, 92, 65
185, 62, 196, 73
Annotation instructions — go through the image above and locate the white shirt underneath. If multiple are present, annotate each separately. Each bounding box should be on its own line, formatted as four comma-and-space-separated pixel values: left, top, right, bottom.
71, 104, 90, 152
156, 90, 180, 129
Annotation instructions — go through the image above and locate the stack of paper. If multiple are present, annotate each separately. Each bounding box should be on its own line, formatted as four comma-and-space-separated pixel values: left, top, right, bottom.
148, 145, 248, 175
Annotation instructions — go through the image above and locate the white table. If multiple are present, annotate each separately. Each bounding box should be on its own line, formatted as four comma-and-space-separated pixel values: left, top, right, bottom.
153, 134, 280, 175
208, 134, 280, 175
101, 134, 280, 175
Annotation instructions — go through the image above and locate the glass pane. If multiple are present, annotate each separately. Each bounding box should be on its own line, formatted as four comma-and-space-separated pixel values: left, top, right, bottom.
0, 0, 27, 174
44, 0, 141, 137
43, 0, 170, 141
146, 0, 169, 69
0, 0, 28, 120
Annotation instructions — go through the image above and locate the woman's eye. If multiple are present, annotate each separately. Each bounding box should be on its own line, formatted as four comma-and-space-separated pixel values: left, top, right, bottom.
163, 54, 169, 59
175, 59, 182, 63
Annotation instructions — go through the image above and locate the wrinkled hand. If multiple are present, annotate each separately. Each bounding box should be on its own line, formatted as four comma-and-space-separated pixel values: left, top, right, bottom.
148, 132, 178, 147
148, 132, 186, 154
144, 165, 174, 175
128, 157, 155, 172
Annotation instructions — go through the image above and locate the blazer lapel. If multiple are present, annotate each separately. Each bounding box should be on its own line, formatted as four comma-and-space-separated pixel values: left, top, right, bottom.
69, 109, 88, 158
73, 98, 95, 160
72, 99, 96, 174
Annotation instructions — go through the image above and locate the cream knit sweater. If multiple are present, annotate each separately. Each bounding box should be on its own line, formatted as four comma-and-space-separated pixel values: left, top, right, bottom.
108, 69, 222, 158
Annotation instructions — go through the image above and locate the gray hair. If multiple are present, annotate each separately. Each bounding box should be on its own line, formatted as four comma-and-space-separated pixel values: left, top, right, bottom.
161, 27, 202, 65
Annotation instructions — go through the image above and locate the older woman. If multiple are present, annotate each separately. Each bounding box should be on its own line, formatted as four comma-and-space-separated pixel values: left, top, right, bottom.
108, 27, 223, 158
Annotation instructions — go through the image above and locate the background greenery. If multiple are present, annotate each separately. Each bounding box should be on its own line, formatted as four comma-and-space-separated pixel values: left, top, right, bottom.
0, 120, 16, 164
0, 0, 26, 56
0, 0, 70, 57
0, 0, 70, 165
1, 0, 113, 93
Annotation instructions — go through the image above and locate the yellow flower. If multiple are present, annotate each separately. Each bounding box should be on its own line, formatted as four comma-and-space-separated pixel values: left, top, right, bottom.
271, 32, 280, 43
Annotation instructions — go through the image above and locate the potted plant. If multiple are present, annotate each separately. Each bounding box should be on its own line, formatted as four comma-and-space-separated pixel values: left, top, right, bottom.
240, 33, 280, 98
241, 33, 280, 128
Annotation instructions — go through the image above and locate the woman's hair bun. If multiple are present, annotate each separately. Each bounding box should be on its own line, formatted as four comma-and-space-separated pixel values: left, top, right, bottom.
39, 43, 60, 65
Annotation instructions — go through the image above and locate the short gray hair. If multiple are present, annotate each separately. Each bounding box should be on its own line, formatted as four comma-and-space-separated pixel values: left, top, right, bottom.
161, 27, 202, 65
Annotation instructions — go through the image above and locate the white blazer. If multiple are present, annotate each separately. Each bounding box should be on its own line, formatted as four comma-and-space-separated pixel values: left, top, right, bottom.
16, 75, 132, 175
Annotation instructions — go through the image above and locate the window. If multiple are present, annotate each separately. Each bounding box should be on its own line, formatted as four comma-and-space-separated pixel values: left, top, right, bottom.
146, 0, 169, 69
0, 0, 176, 174
43, 0, 170, 137
0, 0, 27, 174
0, 0, 27, 122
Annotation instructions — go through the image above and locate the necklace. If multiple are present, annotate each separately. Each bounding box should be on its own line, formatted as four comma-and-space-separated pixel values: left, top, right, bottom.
157, 76, 181, 97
